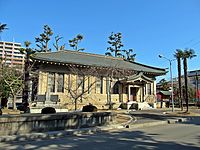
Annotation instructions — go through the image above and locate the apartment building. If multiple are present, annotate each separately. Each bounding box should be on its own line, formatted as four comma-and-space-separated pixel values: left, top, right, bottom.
0, 41, 25, 68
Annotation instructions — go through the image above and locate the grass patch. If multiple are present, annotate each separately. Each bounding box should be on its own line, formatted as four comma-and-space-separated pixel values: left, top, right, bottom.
1, 108, 21, 115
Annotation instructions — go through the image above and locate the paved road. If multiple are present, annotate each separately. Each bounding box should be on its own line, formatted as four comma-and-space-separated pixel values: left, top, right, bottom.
1, 118, 200, 150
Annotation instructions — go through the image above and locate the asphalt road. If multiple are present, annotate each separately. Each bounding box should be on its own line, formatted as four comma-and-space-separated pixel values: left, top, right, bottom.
1, 118, 200, 150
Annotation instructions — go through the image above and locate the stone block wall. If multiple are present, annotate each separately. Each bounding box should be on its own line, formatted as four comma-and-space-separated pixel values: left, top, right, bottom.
0, 112, 116, 136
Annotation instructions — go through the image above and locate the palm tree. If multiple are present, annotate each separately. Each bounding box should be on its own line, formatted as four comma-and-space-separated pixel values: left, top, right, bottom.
0, 23, 8, 33
174, 49, 184, 110
24, 41, 31, 48
0, 23, 8, 40
182, 49, 196, 112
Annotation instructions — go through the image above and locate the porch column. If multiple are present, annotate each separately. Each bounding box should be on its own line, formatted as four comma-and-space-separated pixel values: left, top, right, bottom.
119, 83, 123, 102
128, 85, 131, 101
140, 86, 143, 102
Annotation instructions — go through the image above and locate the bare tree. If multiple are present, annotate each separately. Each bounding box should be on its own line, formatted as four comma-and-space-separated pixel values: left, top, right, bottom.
66, 66, 99, 110
103, 64, 129, 109
53, 35, 65, 51
0, 62, 23, 110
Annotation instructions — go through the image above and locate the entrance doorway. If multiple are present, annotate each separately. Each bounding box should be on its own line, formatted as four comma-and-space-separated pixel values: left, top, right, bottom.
129, 87, 137, 101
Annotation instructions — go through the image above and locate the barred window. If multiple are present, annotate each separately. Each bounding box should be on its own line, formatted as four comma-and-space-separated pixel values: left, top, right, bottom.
48, 72, 55, 92
96, 77, 103, 94
77, 75, 84, 94
57, 73, 64, 92
88, 76, 91, 94
147, 83, 151, 95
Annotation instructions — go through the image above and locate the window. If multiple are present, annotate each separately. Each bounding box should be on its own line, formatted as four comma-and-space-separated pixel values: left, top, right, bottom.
77, 75, 84, 94
14, 56, 23, 58
113, 81, 119, 94
5, 51, 12, 54
14, 44, 21, 47
106, 78, 110, 94
143, 84, 146, 95
88, 76, 91, 94
57, 73, 64, 92
5, 43, 13, 46
5, 47, 12, 50
96, 77, 103, 94
48, 72, 55, 92
147, 83, 151, 95
14, 60, 23, 62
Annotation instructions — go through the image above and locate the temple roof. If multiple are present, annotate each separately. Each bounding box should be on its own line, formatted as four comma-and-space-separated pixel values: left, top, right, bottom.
121, 72, 154, 83
33, 50, 167, 76
157, 90, 171, 96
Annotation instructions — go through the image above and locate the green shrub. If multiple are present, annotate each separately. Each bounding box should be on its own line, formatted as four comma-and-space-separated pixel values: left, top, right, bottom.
41, 107, 56, 114
130, 103, 138, 110
82, 104, 97, 112
17, 103, 30, 113
119, 103, 127, 109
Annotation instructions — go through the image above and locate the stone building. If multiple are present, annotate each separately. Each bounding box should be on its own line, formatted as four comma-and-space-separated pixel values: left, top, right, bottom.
31, 50, 166, 110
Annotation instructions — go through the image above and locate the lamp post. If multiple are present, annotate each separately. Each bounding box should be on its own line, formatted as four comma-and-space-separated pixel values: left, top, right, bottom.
159, 55, 175, 112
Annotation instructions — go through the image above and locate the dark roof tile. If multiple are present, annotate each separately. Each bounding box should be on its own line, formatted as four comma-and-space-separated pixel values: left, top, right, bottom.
33, 50, 166, 75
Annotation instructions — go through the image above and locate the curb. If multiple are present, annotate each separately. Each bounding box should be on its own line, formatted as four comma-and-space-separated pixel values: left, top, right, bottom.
167, 117, 188, 124
129, 120, 168, 129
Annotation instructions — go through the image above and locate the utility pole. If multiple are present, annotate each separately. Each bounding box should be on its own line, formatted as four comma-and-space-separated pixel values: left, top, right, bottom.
159, 55, 175, 112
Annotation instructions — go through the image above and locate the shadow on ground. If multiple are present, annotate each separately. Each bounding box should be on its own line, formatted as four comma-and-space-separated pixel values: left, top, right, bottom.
1, 128, 199, 150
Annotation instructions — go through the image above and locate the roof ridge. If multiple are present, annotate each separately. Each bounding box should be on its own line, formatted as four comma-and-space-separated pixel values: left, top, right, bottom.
128, 60, 166, 71
56, 49, 125, 61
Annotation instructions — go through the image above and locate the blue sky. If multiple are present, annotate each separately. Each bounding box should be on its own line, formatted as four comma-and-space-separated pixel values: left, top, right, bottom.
0, 0, 200, 81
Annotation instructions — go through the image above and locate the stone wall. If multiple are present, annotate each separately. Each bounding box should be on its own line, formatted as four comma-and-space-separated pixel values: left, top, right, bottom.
0, 112, 116, 136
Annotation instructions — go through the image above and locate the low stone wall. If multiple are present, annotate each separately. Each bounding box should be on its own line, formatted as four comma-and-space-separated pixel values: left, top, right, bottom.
0, 112, 116, 136
30, 108, 68, 113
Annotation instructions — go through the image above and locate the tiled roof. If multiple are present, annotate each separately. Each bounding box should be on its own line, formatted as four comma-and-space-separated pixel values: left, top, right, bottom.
158, 90, 171, 96
33, 50, 166, 75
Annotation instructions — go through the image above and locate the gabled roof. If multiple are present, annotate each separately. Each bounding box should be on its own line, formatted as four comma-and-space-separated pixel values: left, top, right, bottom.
157, 90, 171, 96
121, 72, 154, 83
33, 50, 166, 75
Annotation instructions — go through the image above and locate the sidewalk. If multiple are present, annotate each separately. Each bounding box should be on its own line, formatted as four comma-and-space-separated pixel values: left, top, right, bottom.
0, 109, 192, 142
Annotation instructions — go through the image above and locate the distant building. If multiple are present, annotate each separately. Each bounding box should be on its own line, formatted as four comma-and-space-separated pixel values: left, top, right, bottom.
0, 41, 25, 69
188, 70, 200, 99
157, 69, 200, 101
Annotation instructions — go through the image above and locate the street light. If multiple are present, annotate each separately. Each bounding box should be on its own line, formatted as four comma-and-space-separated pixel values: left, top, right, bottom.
159, 55, 175, 112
